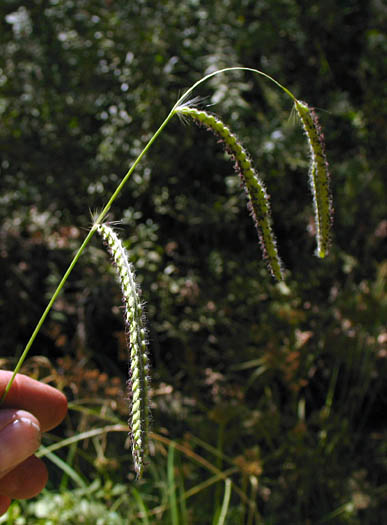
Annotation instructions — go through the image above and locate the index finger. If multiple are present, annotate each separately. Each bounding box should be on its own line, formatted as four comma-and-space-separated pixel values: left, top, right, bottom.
0, 372, 67, 432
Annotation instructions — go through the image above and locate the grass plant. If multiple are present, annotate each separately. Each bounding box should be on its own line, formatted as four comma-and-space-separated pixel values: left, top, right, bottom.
1, 67, 332, 480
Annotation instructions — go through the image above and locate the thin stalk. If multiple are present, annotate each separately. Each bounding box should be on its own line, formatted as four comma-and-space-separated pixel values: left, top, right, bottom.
1, 227, 95, 402
175, 66, 296, 106
131, 487, 151, 525
168, 443, 179, 525
214, 422, 226, 516
215, 478, 232, 525
0, 111, 176, 403
247, 475, 259, 525
1, 66, 297, 402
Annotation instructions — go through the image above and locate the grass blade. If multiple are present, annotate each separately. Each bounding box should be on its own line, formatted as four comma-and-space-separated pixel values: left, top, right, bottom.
131, 487, 150, 525
168, 443, 179, 525
215, 478, 232, 525
39, 447, 87, 489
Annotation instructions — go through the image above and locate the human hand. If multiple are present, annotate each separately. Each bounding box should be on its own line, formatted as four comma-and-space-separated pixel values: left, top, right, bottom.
0, 371, 67, 515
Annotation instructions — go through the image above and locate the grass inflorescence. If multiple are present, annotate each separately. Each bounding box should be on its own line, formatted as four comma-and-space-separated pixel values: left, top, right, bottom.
176, 105, 284, 281
294, 100, 332, 257
96, 222, 150, 477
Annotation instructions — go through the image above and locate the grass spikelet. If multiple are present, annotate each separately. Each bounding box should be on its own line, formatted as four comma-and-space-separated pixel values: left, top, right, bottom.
295, 100, 332, 258
96, 222, 150, 477
176, 105, 284, 281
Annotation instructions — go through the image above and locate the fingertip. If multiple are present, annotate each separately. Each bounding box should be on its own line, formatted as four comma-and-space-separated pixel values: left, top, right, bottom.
0, 495, 11, 516
44, 388, 68, 431
0, 411, 41, 474
0, 456, 48, 500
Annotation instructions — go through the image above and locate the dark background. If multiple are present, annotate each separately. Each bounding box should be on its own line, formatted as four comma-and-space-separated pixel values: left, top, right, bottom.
0, 0, 386, 522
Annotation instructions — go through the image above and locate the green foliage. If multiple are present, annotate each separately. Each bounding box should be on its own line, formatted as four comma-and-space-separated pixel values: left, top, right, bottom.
0, 0, 386, 523
4, 483, 126, 524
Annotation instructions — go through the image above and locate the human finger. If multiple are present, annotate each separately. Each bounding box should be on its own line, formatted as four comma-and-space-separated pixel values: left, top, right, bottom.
0, 455, 48, 500
0, 372, 67, 431
0, 495, 11, 516
0, 409, 41, 475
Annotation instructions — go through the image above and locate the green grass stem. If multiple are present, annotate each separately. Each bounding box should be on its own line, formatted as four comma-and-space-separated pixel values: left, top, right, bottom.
168, 443, 179, 525
131, 487, 151, 525
215, 478, 232, 525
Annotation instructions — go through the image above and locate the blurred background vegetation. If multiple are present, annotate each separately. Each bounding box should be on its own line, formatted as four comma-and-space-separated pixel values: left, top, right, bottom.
0, 0, 386, 523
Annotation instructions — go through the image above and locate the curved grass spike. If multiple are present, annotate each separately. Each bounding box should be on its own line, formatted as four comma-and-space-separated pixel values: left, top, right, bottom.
176, 105, 283, 281
295, 100, 332, 257
96, 223, 150, 477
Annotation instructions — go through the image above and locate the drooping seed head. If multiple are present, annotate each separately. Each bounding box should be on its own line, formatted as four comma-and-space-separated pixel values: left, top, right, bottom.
295, 100, 333, 258
96, 222, 150, 477
176, 105, 284, 281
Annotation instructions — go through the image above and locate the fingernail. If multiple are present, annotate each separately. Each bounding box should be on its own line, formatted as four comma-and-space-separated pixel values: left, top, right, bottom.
0, 410, 41, 474
15, 416, 41, 434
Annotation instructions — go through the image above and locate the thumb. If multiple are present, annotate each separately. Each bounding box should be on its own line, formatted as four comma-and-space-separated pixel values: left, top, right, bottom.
0, 409, 41, 476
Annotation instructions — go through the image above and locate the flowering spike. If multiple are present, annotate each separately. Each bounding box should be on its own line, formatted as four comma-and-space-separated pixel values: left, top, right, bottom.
176, 105, 284, 281
295, 100, 333, 257
96, 223, 150, 477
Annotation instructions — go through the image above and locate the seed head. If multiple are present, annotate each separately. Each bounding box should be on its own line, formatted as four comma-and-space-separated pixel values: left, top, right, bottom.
96, 223, 150, 477
176, 105, 284, 281
295, 100, 333, 258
